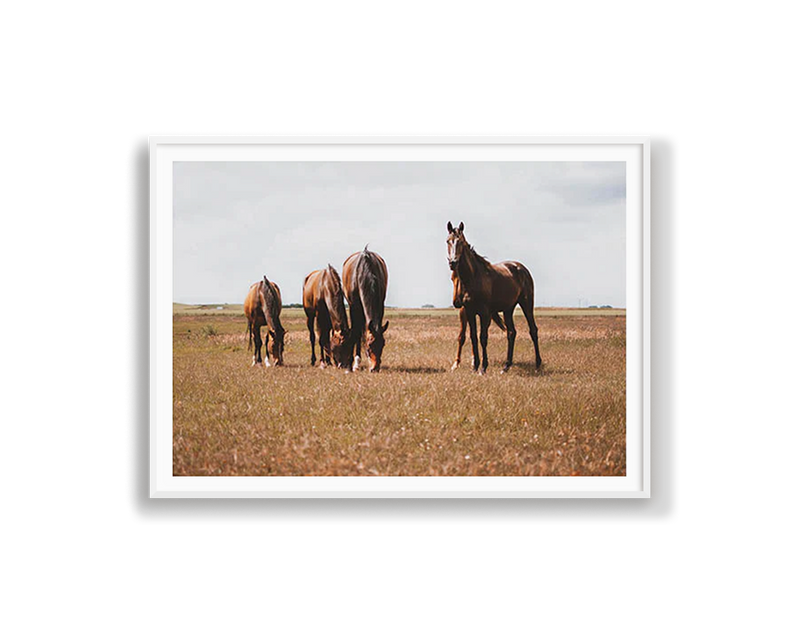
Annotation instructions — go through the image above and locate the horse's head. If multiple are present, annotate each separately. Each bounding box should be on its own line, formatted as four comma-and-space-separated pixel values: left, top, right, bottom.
269, 327, 285, 366
446, 221, 466, 270
331, 328, 353, 370
366, 320, 390, 372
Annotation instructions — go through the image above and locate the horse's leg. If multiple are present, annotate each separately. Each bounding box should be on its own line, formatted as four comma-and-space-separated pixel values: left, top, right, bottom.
354, 334, 362, 370
520, 296, 542, 369
350, 298, 365, 371
306, 312, 317, 366
467, 311, 479, 373
263, 331, 271, 367
252, 323, 263, 366
502, 308, 517, 373
478, 312, 490, 374
319, 327, 331, 368
451, 308, 467, 370
317, 313, 332, 368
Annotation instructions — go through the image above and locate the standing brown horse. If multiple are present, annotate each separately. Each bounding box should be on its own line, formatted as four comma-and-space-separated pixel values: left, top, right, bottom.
446, 221, 542, 374
302, 265, 353, 369
244, 276, 285, 367
343, 247, 389, 372
451, 270, 506, 370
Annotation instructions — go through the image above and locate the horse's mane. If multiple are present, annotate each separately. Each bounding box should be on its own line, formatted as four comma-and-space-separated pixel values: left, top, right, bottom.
325, 264, 343, 294
324, 265, 349, 332
466, 243, 492, 271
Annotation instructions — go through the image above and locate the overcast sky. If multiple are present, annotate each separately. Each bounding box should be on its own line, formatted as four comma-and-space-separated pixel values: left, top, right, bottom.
174, 161, 625, 308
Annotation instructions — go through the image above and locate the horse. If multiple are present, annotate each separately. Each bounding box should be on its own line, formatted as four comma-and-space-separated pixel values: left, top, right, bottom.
451, 270, 507, 370
342, 247, 389, 372
446, 221, 542, 373
244, 276, 285, 367
302, 265, 353, 369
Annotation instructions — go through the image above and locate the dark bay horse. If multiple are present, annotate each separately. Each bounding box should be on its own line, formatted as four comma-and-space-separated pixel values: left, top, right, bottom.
244, 276, 285, 367
302, 265, 353, 369
446, 221, 542, 374
451, 270, 506, 370
342, 248, 389, 372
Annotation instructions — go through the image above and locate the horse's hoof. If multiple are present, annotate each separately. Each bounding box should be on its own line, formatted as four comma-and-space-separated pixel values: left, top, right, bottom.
264, 360, 271, 368
354, 355, 361, 369
450, 361, 459, 371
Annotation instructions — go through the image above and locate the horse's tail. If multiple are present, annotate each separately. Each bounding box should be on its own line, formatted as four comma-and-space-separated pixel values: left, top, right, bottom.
491, 312, 506, 332
509, 261, 535, 305
526, 267, 535, 302
355, 250, 384, 326
262, 276, 283, 334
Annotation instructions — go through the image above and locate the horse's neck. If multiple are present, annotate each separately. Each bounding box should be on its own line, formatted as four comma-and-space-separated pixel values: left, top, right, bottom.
459, 248, 480, 287
268, 313, 283, 334
261, 303, 281, 334
325, 290, 347, 331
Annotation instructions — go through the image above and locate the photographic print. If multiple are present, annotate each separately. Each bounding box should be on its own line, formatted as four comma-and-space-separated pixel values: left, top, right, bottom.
151, 138, 649, 497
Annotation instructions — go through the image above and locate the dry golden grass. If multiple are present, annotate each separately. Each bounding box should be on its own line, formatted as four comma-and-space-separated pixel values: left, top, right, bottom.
173, 309, 626, 476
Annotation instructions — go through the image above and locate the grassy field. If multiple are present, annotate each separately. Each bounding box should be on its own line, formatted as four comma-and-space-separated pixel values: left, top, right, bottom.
173, 307, 626, 476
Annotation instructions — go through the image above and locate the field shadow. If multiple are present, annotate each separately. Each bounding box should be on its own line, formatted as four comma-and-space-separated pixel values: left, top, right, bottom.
509, 362, 551, 377
387, 365, 448, 374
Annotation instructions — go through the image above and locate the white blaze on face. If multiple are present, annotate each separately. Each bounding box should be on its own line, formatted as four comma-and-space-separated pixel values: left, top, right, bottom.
447, 238, 457, 263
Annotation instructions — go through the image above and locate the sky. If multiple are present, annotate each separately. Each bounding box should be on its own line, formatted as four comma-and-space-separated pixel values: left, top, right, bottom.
173, 161, 626, 308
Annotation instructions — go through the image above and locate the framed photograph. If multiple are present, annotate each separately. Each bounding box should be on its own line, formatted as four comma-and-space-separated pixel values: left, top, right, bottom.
150, 137, 650, 498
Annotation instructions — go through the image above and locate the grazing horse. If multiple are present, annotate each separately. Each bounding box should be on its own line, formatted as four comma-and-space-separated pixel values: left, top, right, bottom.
446, 221, 542, 373
244, 276, 285, 367
302, 265, 353, 369
343, 247, 389, 372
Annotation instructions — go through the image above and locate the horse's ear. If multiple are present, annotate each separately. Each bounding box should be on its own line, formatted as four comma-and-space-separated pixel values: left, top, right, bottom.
458, 221, 464, 233
382, 321, 389, 333
447, 221, 453, 233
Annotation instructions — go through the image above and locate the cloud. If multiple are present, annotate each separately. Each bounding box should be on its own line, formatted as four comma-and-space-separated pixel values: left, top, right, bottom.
173, 161, 626, 307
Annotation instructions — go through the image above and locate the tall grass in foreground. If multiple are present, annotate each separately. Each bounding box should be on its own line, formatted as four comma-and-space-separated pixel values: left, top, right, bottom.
173, 310, 626, 476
